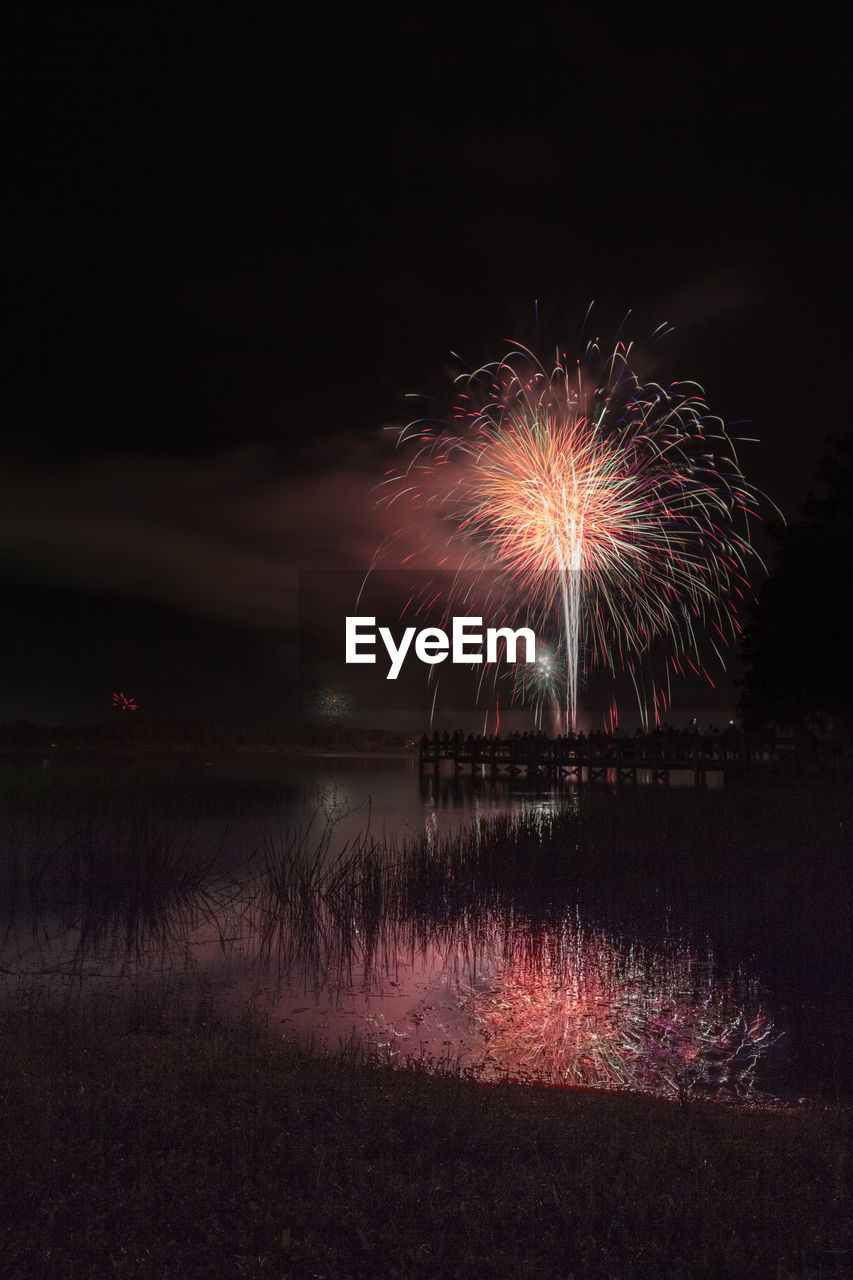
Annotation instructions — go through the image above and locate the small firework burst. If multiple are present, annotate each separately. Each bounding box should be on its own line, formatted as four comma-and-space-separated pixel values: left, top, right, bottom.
314, 688, 353, 722
507, 639, 566, 731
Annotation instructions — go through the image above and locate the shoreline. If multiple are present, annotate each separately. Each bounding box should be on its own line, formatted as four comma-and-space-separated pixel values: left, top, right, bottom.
2, 1011, 848, 1279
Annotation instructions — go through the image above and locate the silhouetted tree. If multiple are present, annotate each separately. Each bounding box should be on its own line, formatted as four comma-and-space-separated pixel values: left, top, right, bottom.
739, 434, 853, 733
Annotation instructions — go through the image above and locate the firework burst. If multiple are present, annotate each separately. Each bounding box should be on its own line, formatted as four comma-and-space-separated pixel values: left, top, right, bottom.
379, 328, 767, 730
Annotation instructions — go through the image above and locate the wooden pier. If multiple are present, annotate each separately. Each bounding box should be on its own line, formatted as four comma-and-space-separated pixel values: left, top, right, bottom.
417, 730, 840, 787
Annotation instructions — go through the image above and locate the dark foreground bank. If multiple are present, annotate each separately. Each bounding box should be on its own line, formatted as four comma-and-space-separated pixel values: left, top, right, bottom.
0, 1013, 848, 1280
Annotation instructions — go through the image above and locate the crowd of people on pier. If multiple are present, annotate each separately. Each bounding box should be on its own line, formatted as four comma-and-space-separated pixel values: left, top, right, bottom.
419, 723, 747, 765
418, 721, 836, 771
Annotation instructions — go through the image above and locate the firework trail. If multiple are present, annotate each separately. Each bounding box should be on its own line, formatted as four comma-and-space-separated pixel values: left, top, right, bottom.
379, 328, 767, 730
112, 692, 138, 711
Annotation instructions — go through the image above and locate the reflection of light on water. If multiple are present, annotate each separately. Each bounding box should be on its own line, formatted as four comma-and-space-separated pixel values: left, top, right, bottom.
0, 777, 777, 1103
447, 921, 776, 1098
419, 781, 580, 845
186, 885, 777, 1102
2, 891, 778, 1102
422, 806, 439, 852
311, 781, 354, 824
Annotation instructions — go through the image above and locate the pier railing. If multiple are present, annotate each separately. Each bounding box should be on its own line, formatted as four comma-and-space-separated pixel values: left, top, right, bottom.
417, 731, 844, 785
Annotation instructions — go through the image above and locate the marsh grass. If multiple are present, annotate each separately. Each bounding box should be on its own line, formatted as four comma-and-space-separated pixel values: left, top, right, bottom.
1, 810, 231, 964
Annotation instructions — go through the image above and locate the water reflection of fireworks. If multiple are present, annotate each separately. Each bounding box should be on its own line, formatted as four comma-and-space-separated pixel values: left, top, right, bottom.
451, 926, 776, 1099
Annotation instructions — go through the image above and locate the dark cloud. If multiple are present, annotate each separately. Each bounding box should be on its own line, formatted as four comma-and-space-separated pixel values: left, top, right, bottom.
0, 446, 394, 629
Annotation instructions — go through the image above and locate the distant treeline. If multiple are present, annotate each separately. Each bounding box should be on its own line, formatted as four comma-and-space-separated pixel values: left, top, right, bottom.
0, 718, 415, 753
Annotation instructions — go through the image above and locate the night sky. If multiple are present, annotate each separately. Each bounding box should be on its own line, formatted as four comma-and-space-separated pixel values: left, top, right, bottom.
3, 15, 848, 730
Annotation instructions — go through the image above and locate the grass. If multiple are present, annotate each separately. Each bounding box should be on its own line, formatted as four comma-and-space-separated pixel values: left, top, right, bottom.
0, 1004, 849, 1279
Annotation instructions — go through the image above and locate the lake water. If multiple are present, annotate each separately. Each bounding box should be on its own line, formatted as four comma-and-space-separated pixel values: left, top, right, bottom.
1, 751, 849, 1102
